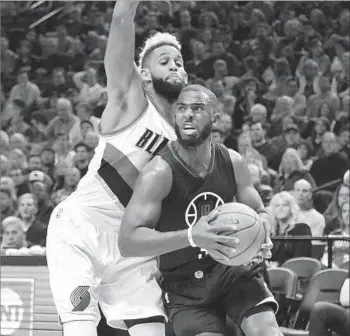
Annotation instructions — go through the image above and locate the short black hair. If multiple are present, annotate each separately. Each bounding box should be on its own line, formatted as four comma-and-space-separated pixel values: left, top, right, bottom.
74, 142, 88, 151
41, 147, 55, 155
80, 120, 93, 128
28, 154, 41, 160
250, 120, 267, 130
12, 99, 26, 110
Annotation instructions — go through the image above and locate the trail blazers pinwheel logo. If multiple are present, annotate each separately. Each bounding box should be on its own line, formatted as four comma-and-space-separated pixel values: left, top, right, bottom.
185, 192, 224, 227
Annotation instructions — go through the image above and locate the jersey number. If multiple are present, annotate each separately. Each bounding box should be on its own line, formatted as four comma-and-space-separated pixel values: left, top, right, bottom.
197, 202, 214, 259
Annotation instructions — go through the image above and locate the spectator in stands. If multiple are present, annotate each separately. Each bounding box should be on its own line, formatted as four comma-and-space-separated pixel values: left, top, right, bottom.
40, 148, 55, 177
294, 179, 325, 237
307, 116, 330, 156
0, 176, 17, 202
338, 129, 350, 158
74, 142, 90, 177
0, 216, 28, 250
307, 76, 340, 119
45, 98, 82, 146
211, 128, 225, 144
42, 67, 70, 98
9, 133, 29, 153
73, 67, 105, 107
8, 167, 29, 197
0, 130, 10, 156
16, 193, 47, 247
269, 119, 302, 171
283, 77, 307, 116
205, 59, 239, 95
308, 277, 350, 336
297, 139, 314, 171
250, 121, 279, 169
76, 103, 100, 132
27, 154, 43, 172
5, 99, 33, 137
334, 110, 348, 135
0, 189, 15, 222
53, 132, 76, 167
52, 167, 80, 205
274, 148, 315, 192
84, 130, 99, 153
324, 183, 350, 234
0, 154, 10, 176
1, 37, 18, 83
310, 132, 349, 190
8, 149, 28, 170
296, 58, 321, 99
322, 201, 349, 268
269, 191, 312, 266
249, 104, 268, 125
8, 69, 41, 109
28, 177, 54, 225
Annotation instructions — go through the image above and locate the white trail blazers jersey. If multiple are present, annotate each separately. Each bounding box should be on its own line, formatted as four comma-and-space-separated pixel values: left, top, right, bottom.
68, 99, 176, 228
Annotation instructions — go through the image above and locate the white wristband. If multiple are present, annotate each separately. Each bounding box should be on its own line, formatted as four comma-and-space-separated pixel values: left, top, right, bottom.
187, 225, 197, 248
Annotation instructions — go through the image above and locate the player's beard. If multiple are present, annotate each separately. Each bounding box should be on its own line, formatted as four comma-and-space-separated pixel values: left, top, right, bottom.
175, 121, 213, 148
152, 76, 185, 102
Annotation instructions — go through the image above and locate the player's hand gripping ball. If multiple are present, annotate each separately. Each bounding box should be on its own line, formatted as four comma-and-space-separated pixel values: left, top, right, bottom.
208, 202, 266, 266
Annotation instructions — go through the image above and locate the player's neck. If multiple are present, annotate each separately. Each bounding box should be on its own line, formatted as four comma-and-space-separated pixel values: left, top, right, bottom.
175, 140, 212, 177
146, 88, 175, 125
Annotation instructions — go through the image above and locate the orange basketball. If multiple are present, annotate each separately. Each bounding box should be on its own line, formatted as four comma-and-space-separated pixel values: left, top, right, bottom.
209, 202, 265, 266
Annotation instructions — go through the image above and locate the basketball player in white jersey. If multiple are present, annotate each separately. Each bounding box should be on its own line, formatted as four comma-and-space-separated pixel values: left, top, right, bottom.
46, 1, 189, 336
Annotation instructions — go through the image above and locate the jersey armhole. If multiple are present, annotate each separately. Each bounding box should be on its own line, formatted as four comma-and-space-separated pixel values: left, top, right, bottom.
98, 97, 149, 138
217, 143, 237, 197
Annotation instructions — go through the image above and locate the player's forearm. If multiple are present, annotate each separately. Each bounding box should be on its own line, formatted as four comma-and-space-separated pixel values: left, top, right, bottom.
119, 227, 190, 258
104, 1, 138, 79
237, 186, 266, 214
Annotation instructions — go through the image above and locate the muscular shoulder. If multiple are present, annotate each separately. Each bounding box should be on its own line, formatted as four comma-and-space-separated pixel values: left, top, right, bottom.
136, 156, 173, 200
227, 148, 243, 165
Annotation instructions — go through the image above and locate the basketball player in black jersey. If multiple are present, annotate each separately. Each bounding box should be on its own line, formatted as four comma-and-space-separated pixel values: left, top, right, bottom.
118, 85, 281, 336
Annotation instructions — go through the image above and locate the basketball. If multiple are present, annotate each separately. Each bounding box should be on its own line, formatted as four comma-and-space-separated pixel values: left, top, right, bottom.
209, 202, 266, 266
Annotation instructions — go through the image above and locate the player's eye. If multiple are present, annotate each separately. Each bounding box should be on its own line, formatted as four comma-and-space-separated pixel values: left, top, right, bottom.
178, 106, 185, 111
193, 106, 203, 112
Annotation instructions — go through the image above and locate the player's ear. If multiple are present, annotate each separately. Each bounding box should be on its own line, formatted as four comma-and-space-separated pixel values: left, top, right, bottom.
212, 111, 221, 124
140, 68, 152, 82
184, 72, 188, 85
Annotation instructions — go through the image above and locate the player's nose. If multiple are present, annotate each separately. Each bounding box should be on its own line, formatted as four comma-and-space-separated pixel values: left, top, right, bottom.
168, 60, 178, 71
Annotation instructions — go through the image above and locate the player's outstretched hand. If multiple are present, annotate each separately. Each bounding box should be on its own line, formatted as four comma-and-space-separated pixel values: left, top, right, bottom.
191, 208, 239, 259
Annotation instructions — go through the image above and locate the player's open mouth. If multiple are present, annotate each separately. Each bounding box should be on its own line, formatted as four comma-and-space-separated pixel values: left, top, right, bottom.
183, 123, 198, 135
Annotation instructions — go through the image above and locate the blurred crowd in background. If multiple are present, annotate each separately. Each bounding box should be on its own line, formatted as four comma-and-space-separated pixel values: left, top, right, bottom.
0, 1, 349, 268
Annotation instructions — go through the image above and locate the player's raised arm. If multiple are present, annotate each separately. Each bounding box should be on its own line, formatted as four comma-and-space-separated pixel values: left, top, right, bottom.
118, 156, 238, 258
101, 0, 146, 134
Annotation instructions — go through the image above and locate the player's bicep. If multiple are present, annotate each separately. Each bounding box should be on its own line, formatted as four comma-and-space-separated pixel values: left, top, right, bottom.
228, 149, 263, 208
119, 158, 172, 237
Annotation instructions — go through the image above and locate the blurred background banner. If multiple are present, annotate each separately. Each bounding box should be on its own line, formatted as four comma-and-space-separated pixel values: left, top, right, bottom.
1, 260, 62, 335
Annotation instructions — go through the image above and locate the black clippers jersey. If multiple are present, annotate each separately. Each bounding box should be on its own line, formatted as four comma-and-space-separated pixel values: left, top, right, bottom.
156, 142, 237, 277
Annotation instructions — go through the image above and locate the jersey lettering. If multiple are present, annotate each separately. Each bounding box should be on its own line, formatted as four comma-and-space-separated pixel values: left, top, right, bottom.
136, 128, 170, 155
135, 128, 154, 148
